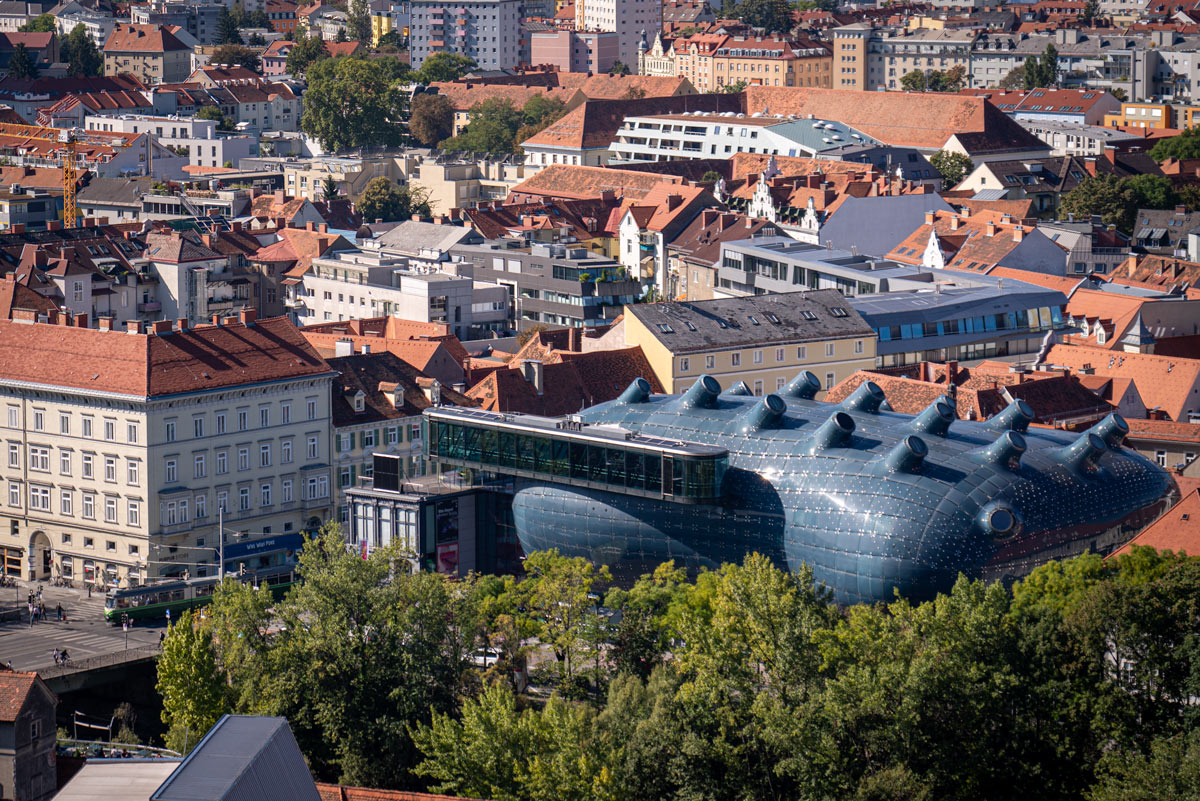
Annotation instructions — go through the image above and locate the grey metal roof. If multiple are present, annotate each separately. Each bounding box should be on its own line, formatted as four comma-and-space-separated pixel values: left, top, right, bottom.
151, 716, 321, 801
971, 188, 1008, 201
55, 760, 181, 801
819, 194, 954, 259
626, 289, 875, 353
374, 221, 482, 256
849, 281, 1067, 325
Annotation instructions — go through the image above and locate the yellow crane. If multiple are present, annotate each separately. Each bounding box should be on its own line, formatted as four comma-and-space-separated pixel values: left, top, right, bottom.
0, 121, 92, 227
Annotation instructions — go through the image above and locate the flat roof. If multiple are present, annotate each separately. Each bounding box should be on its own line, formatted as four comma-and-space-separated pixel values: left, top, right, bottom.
54, 760, 181, 801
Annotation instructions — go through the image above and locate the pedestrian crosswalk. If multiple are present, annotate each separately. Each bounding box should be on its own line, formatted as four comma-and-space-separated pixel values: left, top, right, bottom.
0, 616, 163, 671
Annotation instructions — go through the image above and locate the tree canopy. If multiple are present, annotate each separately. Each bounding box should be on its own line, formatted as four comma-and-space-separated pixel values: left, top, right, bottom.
440, 96, 567, 154
729, 0, 794, 34
7, 43, 37, 80
1149, 127, 1200, 162
408, 93, 455, 146
300, 55, 406, 151
417, 53, 477, 84
1060, 173, 1179, 231
358, 176, 433, 222
900, 65, 967, 92
210, 43, 261, 74
929, 150, 974, 187
285, 33, 329, 77
216, 6, 243, 45
61, 24, 102, 77
1024, 43, 1059, 89
347, 0, 372, 45
17, 13, 54, 32
156, 531, 1200, 797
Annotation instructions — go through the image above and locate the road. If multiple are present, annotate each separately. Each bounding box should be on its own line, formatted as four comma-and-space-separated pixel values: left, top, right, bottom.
0, 579, 165, 672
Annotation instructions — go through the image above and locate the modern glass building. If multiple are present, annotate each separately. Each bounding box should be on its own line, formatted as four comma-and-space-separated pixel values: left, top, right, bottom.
425, 372, 1176, 604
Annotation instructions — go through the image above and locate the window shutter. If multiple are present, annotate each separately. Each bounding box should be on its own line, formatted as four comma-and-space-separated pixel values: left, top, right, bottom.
350, 464, 357, 484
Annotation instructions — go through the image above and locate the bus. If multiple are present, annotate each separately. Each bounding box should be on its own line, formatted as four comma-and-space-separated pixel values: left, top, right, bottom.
103, 567, 299, 624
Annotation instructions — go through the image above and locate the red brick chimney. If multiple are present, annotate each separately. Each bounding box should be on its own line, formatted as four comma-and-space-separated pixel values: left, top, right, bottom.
239, 307, 257, 325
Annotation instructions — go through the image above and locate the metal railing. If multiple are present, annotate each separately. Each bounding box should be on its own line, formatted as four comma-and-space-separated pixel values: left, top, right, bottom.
38, 644, 161, 678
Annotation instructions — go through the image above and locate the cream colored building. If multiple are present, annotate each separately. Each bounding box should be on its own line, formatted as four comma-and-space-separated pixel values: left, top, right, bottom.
621, 290, 877, 396
0, 310, 335, 586
283, 153, 422, 203
409, 153, 529, 214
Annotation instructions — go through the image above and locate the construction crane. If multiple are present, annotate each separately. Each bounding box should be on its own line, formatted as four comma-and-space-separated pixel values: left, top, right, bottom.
0, 120, 99, 228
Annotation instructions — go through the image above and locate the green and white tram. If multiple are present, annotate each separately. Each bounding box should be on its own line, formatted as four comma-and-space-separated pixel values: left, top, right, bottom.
103, 567, 298, 624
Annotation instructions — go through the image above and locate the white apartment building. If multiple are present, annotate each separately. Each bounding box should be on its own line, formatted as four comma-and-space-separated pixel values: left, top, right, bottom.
576, 0, 661, 72
288, 247, 508, 340
84, 114, 257, 174
0, 310, 335, 586
55, 8, 117, 47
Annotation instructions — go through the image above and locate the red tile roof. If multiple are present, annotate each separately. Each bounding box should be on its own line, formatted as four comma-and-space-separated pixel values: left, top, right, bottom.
0, 671, 46, 722
989, 267, 1085, 296
521, 93, 739, 150
0, 274, 56, 320
429, 81, 578, 112
103, 23, 191, 53
324, 41, 363, 58
508, 165, 684, 202
0, 316, 332, 398
1043, 344, 1200, 422
1109, 489, 1200, 558
1126, 417, 1200, 444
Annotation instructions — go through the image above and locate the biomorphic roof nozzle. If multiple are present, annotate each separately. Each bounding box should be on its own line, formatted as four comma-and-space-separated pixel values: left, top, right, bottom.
617, 377, 652, 404
738, 393, 787, 434
781, 370, 821, 400
884, 434, 928, 473
808, 411, 856, 452
910, 397, 954, 437
1089, 412, 1129, 449
723, 381, 753, 397
976, 430, 1027, 470
679, 374, 722, 409
988, 398, 1035, 433
1058, 431, 1107, 473
840, 380, 886, 414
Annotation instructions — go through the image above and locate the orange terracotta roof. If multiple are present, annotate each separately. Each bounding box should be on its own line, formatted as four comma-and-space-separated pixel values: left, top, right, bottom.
1043, 344, 1200, 422
429, 81, 578, 112
1109, 489, 1200, 558
508, 164, 683, 202
1061, 287, 1147, 349
0, 672, 47, 721
103, 23, 190, 53
1125, 417, 1200, 443
990, 267, 1085, 295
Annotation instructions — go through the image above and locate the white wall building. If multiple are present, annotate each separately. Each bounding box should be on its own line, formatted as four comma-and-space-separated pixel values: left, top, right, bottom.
576, 0, 661, 72
84, 114, 257, 174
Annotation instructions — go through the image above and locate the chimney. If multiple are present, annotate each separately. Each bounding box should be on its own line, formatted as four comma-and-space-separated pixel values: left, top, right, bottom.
212, 314, 222, 326
10, 223, 23, 234
201, 233, 213, 249
46, 220, 61, 231
274, 189, 285, 203
520, 359, 544, 394
152, 319, 172, 335
319, 223, 328, 233
45, 309, 58, 325
985, 221, 996, 237
1013, 226, 1025, 242
334, 338, 353, 357
925, 211, 936, 225
82, 218, 95, 228
306, 221, 316, 232
238, 307, 257, 326
11, 308, 36, 324
126, 320, 141, 334
231, 221, 242, 232
950, 215, 960, 231
412, 213, 422, 222
73, 312, 87, 327
98, 217, 109, 226
176, 317, 188, 331
449, 207, 461, 220
98, 316, 114, 331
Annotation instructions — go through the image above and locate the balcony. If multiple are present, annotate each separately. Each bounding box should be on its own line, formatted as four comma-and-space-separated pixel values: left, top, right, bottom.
137, 300, 161, 313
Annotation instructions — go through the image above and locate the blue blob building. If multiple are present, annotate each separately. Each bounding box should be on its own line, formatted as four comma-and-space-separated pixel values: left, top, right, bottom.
425, 372, 1177, 604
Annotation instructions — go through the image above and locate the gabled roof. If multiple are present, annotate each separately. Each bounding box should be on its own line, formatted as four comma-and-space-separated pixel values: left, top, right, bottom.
886, 209, 1033, 272
1109, 489, 1200, 558
667, 209, 780, 270
463, 197, 620, 241
327, 351, 473, 426
508, 165, 684, 202
522, 93, 739, 150
1043, 343, 1200, 422
0, 671, 52, 722
0, 274, 56, 319
429, 81, 578, 112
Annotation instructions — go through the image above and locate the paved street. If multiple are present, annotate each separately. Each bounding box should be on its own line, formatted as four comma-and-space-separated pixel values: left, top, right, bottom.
0, 579, 164, 672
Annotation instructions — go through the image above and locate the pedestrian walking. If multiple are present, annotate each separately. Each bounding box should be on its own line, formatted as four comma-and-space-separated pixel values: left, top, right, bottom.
158, 632, 165, 647
55, 604, 62, 621
87, 584, 92, 599
52, 648, 60, 665
27, 602, 33, 627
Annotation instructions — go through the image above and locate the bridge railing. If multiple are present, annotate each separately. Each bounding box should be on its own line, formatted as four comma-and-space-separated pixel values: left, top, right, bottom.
38, 644, 161, 678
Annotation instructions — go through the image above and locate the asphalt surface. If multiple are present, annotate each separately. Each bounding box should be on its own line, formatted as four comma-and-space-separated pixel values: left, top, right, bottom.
0, 579, 164, 671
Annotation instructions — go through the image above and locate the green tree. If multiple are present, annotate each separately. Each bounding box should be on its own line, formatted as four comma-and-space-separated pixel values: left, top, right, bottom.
417, 52, 476, 83
1081, 0, 1101, 23
301, 55, 406, 151
408, 93, 455, 146
7, 43, 37, 80
211, 43, 261, 74
701, 170, 723, 183
731, 0, 794, 34
377, 30, 405, 51
1022, 54, 1040, 90
514, 95, 567, 144
17, 13, 54, 32
940, 64, 967, 91
901, 70, 927, 91
1061, 173, 1177, 231
216, 6, 243, 45
61, 24, 102, 77
929, 149, 974, 187
605, 562, 688, 678
440, 97, 524, 154
358, 176, 432, 222
1149, 127, 1200, 162
285, 33, 329, 77
610, 60, 631, 76
156, 610, 229, 754
1000, 63, 1025, 90
347, 0, 372, 44
196, 104, 235, 131
1112, 87, 1128, 101
322, 175, 339, 202
722, 80, 748, 93
1038, 42, 1059, 87
1089, 730, 1200, 801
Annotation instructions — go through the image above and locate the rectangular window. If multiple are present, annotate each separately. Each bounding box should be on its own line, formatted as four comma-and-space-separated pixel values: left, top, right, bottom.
32, 410, 43, 431
82, 493, 95, 519
411, 424, 421, 441
128, 500, 140, 527
753, 350, 763, 364
127, 460, 139, 485
59, 413, 70, 435
854, 340, 864, 354
307, 398, 318, 420
797, 346, 807, 359
194, 454, 206, 478
104, 456, 116, 482
260, 407, 270, 427
195, 494, 207, 518
7, 442, 18, 468
29, 485, 50, 511
731, 352, 741, 366
775, 348, 785, 362
776, 377, 786, 390
6, 406, 16, 428
260, 483, 272, 506
194, 416, 205, 439
260, 444, 271, 467
825, 372, 835, 390
105, 497, 117, 523
216, 450, 228, 474
104, 419, 115, 441
216, 412, 227, 435
239, 487, 250, 510
238, 447, 249, 471
307, 436, 319, 459
237, 410, 248, 431
60, 450, 71, 475
282, 479, 293, 503
165, 420, 176, 442
28, 446, 49, 472
825, 343, 835, 357
126, 422, 137, 443
165, 459, 177, 483
679, 357, 690, 373
1156, 450, 1167, 466
59, 489, 72, 516
386, 428, 398, 445
217, 490, 229, 513
362, 431, 375, 448
281, 439, 293, 463
753, 379, 764, 395
7, 481, 19, 507
82, 454, 93, 479
281, 402, 292, 424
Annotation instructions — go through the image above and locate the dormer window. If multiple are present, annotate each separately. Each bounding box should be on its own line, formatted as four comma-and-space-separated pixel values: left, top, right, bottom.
349, 390, 365, 413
